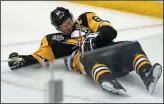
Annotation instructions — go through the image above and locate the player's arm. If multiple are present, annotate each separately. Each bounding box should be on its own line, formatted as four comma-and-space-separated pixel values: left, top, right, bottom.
8, 33, 58, 70
77, 12, 117, 48
8, 33, 78, 70
8, 35, 52, 70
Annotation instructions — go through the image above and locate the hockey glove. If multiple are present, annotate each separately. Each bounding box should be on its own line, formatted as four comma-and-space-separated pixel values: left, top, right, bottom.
81, 32, 101, 53
8, 52, 25, 70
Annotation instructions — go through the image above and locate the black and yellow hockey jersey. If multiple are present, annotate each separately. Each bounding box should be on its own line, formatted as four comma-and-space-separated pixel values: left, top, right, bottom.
17, 12, 117, 72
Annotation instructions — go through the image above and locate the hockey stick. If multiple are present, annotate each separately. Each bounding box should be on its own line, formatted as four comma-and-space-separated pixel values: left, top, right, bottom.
1, 58, 23, 62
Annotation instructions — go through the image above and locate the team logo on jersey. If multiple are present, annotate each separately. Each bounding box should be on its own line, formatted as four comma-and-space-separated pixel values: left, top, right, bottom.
52, 35, 64, 41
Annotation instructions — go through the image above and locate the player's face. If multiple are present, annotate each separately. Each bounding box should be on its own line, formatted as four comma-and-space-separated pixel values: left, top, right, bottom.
59, 18, 74, 35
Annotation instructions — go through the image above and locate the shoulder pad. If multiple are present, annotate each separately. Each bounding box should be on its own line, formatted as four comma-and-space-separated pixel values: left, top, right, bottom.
76, 12, 96, 27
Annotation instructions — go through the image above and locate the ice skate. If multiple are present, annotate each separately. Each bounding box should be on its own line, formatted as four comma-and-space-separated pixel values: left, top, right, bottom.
100, 79, 128, 96
142, 63, 162, 94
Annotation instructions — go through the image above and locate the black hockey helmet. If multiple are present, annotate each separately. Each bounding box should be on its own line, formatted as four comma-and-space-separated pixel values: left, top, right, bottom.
50, 7, 73, 30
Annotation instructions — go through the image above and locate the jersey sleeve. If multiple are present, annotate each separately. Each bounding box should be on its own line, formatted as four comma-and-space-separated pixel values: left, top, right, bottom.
76, 12, 115, 32
32, 33, 79, 66
32, 36, 55, 66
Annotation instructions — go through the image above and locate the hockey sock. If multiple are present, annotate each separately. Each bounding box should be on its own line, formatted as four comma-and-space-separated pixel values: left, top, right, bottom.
91, 63, 112, 84
132, 53, 152, 78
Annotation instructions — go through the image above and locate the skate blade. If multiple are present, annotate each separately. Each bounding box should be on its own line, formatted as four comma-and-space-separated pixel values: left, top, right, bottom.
148, 64, 162, 94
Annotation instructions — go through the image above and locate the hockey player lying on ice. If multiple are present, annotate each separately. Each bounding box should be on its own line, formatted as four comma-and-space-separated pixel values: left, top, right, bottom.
8, 7, 162, 96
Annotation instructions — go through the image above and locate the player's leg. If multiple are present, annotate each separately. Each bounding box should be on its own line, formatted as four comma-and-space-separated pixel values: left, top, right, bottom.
81, 53, 128, 95
80, 38, 132, 95
130, 41, 162, 94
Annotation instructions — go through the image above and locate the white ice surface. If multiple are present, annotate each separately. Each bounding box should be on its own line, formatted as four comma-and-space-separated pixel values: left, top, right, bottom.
1, 1, 163, 103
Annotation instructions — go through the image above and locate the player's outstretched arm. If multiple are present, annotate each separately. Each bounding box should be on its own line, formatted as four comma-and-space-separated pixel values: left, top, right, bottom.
8, 52, 40, 70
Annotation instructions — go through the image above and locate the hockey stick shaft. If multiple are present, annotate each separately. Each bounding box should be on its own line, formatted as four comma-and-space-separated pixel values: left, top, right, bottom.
1, 58, 23, 62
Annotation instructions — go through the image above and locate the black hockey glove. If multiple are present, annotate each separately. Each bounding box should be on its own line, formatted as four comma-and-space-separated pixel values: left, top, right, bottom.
8, 52, 25, 70
81, 32, 100, 53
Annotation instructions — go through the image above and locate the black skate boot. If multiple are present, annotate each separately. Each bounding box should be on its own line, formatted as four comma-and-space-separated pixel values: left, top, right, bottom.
141, 63, 162, 94
100, 78, 128, 96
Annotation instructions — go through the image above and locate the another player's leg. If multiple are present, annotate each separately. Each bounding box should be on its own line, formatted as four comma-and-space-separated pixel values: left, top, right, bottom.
132, 42, 162, 94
